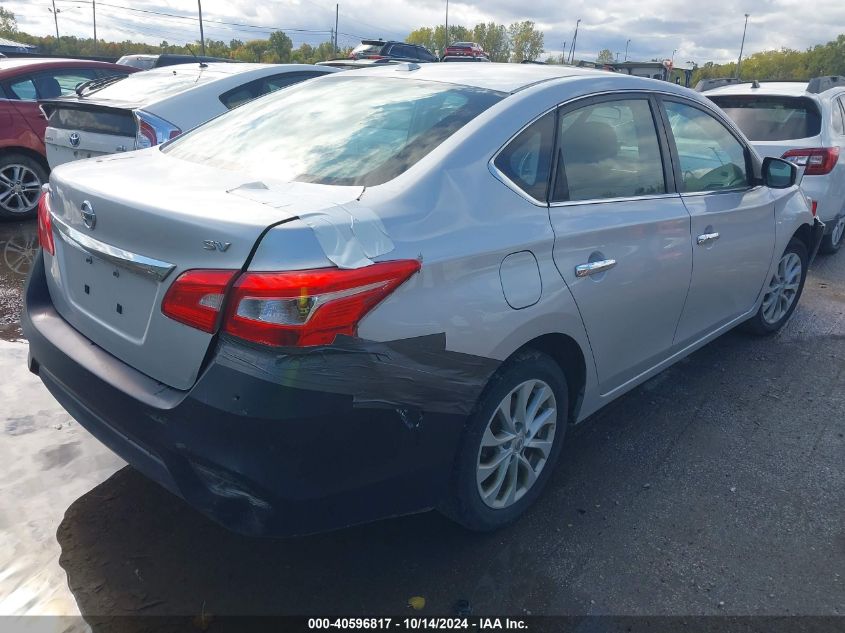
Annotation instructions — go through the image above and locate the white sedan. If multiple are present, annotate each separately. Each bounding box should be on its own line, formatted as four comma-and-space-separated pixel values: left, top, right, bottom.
41, 62, 338, 169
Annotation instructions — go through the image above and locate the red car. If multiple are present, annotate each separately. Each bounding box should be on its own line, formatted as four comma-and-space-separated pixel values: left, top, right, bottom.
443, 42, 487, 59
0, 58, 136, 219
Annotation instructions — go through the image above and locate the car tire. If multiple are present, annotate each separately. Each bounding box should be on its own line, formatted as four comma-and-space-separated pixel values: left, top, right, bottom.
439, 349, 568, 532
744, 238, 808, 335
0, 153, 46, 221
819, 215, 845, 254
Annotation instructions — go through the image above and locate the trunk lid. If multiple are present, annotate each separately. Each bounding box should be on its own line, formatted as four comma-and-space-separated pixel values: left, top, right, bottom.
42, 100, 141, 169
45, 150, 364, 390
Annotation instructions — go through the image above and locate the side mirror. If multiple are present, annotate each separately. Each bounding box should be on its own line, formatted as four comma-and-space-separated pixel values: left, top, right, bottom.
762, 157, 797, 189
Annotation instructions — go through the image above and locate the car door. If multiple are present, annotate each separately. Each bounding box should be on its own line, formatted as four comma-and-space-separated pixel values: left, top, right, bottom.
660, 98, 776, 346
548, 94, 693, 394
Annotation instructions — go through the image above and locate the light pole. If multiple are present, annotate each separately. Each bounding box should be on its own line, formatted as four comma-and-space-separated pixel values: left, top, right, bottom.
671, 48, 677, 62
624, 38, 631, 61
92, 0, 97, 52
197, 0, 206, 56
736, 13, 750, 78
444, 0, 449, 50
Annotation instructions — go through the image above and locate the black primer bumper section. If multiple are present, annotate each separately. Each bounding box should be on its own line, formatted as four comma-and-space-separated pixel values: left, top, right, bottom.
212, 333, 501, 417
809, 217, 825, 263
23, 252, 492, 536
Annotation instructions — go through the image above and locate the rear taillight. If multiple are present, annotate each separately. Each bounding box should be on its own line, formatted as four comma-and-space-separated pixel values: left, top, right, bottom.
161, 270, 237, 333
37, 189, 55, 256
223, 260, 421, 347
134, 110, 182, 149
782, 147, 840, 176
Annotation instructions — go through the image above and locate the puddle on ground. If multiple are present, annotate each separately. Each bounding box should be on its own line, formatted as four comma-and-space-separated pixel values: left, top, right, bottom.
0, 339, 124, 617
0, 221, 37, 342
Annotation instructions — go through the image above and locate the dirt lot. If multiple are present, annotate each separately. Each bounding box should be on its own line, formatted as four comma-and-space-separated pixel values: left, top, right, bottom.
1, 218, 843, 621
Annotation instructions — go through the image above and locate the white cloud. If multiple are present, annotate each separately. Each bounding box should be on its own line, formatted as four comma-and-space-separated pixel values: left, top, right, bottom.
3, 0, 844, 64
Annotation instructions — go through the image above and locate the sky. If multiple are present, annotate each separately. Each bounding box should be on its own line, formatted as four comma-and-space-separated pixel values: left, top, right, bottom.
5, 0, 845, 65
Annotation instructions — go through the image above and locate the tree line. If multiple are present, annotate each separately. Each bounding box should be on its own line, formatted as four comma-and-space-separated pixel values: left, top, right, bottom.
692, 34, 845, 83
405, 21, 544, 62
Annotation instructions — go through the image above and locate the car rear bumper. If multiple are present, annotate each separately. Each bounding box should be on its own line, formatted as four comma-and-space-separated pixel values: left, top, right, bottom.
809, 217, 825, 262
23, 251, 475, 536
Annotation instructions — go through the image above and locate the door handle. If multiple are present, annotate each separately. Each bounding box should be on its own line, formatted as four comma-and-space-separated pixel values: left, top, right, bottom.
575, 259, 617, 278
696, 232, 720, 245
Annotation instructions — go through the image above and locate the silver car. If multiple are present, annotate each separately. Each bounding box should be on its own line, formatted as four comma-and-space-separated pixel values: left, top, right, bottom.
25, 63, 823, 536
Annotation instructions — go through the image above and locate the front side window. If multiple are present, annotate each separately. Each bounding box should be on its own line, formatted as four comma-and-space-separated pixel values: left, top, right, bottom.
665, 100, 749, 193
553, 98, 666, 202
165, 76, 503, 186
493, 111, 555, 201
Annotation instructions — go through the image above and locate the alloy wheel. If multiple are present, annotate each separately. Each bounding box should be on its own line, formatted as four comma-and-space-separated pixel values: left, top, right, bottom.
761, 251, 802, 325
476, 379, 557, 509
0, 164, 42, 214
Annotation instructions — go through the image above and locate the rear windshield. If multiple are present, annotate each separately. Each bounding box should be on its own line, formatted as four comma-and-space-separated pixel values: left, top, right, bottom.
48, 106, 135, 136
163, 75, 503, 186
117, 56, 156, 70
352, 44, 385, 56
82, 67, 221, 102
709, 95, 822, 141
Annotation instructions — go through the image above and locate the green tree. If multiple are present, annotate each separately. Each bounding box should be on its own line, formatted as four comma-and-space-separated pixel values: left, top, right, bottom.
406, 26, 436, 53
0, 6, 17, 36
268, 30, 293, 63
597, 48, 615, 64
472, 22, 510, 62
508, 20, 543, 62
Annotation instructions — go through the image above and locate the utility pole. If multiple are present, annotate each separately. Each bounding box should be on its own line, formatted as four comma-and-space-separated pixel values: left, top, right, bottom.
736, 13, 750, 78
92, 0, 97, 52
334, 4, 339, 54
624, 38, 631, 61
568, 19, 581, 64
197, 0, 206, 56
561, 42, 566, 64
50, 0, 60, 39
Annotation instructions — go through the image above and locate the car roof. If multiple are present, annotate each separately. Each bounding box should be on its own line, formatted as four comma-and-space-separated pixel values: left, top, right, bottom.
704, 81, 813, 97
346, 62, 610, 93
0, 57, 125, 73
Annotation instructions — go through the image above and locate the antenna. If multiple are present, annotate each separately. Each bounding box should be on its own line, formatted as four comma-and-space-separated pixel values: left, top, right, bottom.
185, 44, 208, 68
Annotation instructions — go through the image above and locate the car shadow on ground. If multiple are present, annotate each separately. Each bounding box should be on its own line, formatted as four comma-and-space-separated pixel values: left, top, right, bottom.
55, 324, 845, 622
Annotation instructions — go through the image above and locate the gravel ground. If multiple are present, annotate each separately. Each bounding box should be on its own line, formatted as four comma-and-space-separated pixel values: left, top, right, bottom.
0, 219, 843, 620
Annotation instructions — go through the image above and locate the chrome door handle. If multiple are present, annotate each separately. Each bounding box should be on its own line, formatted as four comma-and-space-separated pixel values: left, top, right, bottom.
696, 232, 720, 245
575, 259, 617, 278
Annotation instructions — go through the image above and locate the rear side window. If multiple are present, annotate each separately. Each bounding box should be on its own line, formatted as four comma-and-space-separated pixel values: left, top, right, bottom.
832, 97, 845, 135
7, 77, 36, 100
494, 111, 555, 201
709, 95, 822, 141
220, 72, 325, 109
665, 100, 749, 193
552, 98, 666, 202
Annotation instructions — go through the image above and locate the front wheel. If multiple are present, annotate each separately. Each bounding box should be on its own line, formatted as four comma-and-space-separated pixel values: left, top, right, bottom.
819, 215, 845, 254
440, 350, 568, 531
744, 238, 808, 335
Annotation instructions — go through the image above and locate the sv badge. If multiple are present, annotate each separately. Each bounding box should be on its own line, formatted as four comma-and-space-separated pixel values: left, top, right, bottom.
203, 240, 231, 252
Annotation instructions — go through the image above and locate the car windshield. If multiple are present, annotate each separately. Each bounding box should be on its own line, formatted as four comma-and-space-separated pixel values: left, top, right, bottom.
709, 95, 822, 141
117, 56, 156, 70
163, 75, 504, 186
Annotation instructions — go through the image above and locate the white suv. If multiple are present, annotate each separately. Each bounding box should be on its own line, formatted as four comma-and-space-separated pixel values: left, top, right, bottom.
703, 76, 845, 253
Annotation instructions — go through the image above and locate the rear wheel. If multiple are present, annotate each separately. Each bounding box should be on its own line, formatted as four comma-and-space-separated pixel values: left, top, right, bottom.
744, 238, 808, 335
440, 350, 568, 531
819, 215, 845, 254
0, 153, 46, 220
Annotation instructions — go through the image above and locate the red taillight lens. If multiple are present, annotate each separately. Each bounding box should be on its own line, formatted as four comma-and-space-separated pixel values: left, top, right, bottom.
223, 260, 421, 347
37, 189, 55, 255
782, 147, 840, 176
161, 270, 238, 333
137, 119, 157, 149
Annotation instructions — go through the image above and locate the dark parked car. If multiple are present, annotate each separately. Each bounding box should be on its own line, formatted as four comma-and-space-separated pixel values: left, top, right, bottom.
348, 40, 438, 63
0, 57, 137, 219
